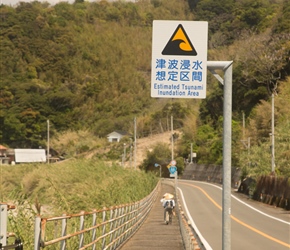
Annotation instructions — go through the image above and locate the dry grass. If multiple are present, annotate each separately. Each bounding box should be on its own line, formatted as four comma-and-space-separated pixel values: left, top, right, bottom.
50, 129, 182, 168
50, 130, 108, 157
1, 159, 158, 249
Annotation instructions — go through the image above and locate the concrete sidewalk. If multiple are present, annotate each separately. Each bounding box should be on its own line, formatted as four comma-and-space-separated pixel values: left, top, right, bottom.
120, 183, 184, 250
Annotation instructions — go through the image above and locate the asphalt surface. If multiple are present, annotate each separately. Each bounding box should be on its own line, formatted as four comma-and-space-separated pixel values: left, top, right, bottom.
120, 183, 185, 250
178, 180, 290, 250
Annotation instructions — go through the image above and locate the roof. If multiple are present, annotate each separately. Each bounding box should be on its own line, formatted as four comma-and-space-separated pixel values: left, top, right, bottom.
107, 130, 128, 136
0, 145, 7, 150
115, 130, 128, 135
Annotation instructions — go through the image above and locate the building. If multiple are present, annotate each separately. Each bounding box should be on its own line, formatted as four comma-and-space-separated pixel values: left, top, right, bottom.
0, 145, 9, 165
0, 147, 47, 164
107, 130, 129, 142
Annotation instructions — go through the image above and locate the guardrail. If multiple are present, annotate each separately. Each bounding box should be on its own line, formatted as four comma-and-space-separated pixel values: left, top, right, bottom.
34, 182, 161, 250
3, 180, 200, 249
177, 201, 203, 250
163, 179, 203, 250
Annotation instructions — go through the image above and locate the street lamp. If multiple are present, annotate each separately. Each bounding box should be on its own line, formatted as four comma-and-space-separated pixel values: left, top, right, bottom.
154, 163, 162, 178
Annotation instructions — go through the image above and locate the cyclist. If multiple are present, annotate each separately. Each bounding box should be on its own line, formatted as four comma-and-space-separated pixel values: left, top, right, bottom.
160, 193, 175, 224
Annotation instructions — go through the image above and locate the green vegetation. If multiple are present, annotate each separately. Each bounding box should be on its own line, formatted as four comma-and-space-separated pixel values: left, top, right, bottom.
141, 140, 184, 177
0, 159, 158, 248
0, 0, 289, 203
236, 78, 290, 178
0, 3, 289, 246
1, 159, 158, 213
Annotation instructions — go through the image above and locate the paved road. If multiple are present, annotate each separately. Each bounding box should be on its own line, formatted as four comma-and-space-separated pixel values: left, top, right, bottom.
178, 180, 290, 250
120, 183, 185, 250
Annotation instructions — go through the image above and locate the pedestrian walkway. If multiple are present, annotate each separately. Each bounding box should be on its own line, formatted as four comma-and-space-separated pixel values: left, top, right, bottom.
120, 183, 184, 250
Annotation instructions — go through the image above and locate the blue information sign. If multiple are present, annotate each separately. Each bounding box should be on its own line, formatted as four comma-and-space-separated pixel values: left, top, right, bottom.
169, 166, 177, 174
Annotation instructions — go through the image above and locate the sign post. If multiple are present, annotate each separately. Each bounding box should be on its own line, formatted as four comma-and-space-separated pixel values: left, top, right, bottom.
151, 20, 233, 249
207, 61, 233, 250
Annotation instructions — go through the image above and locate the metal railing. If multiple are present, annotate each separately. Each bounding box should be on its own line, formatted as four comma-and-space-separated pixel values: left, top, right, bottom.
163, 179, 203, 250
0, 203, 23, 250
3, 180, 201, 250
0, 239, 23, 250
177, 201, 203, 250
34, 182, 160, 250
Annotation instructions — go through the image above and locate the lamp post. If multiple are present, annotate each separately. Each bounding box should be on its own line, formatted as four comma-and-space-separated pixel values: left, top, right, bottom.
154, 163, 162, 178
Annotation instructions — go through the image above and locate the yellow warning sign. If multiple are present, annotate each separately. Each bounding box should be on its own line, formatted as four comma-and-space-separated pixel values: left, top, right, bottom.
162, 24, 197, 56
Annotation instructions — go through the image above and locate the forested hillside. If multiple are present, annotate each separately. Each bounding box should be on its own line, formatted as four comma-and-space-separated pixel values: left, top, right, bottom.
1, 0, 290, 175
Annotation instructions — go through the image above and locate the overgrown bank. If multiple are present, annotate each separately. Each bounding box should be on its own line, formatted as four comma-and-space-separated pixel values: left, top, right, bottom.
239, 175, 290, 210
0, 159, 158, 248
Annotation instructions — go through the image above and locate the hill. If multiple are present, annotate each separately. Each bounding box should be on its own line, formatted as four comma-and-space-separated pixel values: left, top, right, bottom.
131, 130, 181, 167
1, 0, 290, 175
81, 130, 181, 168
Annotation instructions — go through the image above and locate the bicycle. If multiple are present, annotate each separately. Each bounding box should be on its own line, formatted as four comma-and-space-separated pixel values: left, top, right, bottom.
164, 206, 173, 225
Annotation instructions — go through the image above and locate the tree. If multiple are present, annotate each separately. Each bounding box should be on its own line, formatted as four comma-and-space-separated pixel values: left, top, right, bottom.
140, 142, 171, 176
238, 30, 290, 94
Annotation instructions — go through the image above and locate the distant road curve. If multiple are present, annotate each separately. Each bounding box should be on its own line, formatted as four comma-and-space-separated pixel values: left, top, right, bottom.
176, 179, 290, 250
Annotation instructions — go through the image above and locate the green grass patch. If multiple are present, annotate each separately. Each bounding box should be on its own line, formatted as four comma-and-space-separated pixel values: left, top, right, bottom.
0, 159, 158, 248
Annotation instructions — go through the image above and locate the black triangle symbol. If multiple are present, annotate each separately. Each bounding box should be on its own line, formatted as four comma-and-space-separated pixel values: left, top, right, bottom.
162, 24, 197, 56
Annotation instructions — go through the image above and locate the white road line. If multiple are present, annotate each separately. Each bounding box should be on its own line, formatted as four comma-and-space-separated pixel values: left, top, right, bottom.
178, 180, 290, 225
177, 186, 213, 250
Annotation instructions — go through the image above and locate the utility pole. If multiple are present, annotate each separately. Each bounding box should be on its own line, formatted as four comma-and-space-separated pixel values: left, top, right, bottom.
242, 111, 245, 140
123, 143, 126, 168
130, 145, 133, 168
47, 120, 50, 164
134, 117, 137, 170
271, 92, 275, 174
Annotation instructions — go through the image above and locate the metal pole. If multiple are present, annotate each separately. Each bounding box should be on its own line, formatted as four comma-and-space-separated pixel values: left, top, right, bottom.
61, 214, 67, 250
171, 115, 174, 160
134, 117, 137, 170
34, 216, 41, 250
130, 145, 132, 169
0, 203, 7, 246
129, 138, 132, 169
190, 143, 193, 163
242, 111, 245, 140
123, 143, 126, 168
222, 62, 232, 250
207, 61, 233, 250
47, 120, 49, 164
271, 93, 275, 173
175, 171, 178, 195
